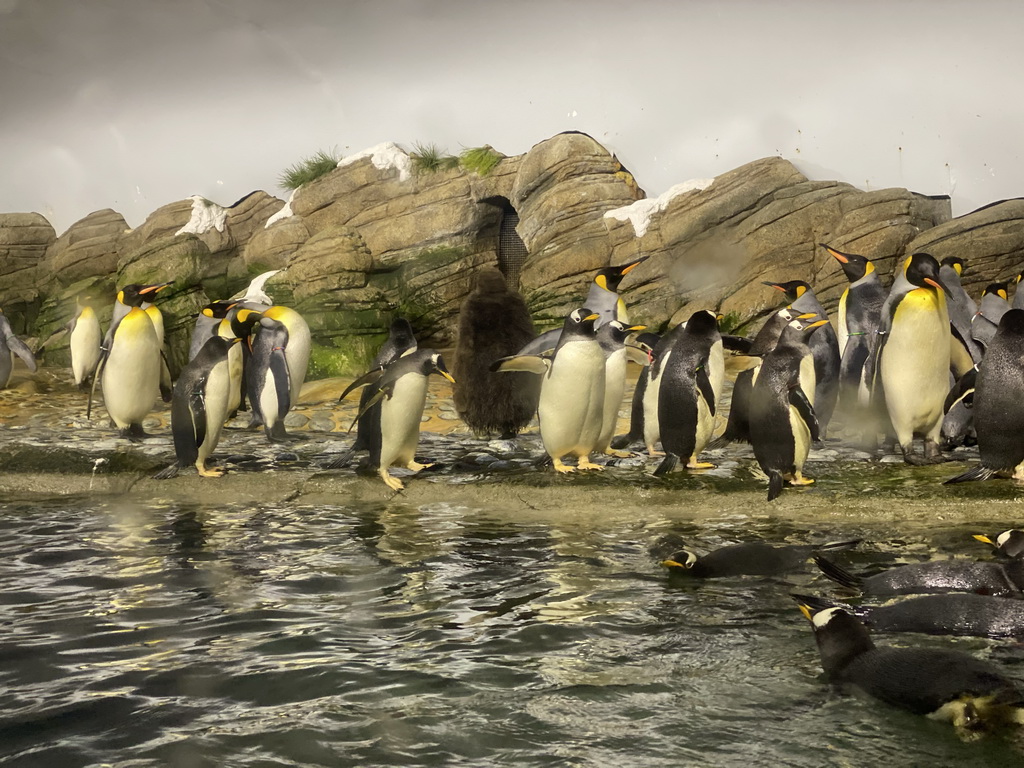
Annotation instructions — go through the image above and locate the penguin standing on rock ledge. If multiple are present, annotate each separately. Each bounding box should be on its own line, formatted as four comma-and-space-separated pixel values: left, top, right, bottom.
0, 309, 37, 389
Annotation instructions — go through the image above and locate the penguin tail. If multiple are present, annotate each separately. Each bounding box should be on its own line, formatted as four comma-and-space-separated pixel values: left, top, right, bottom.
943, 465, 997, 485
818, 538, 863, 553
813, 554, 864, 590
767, 471, 785, 502
325, 450, 355, 470
610, 432, 640, 450
653, 454, 679, 477
706, 435, 733, 451
152, 463, 180, 480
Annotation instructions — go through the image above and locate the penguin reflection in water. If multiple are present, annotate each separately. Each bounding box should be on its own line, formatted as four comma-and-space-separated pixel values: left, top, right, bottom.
493, 308, 606, 472
796, 602, 1024, 739
342, 350, 455, 491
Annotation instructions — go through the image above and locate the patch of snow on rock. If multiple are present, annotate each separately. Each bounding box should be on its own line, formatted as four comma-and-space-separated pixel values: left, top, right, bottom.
604, 178, 715, 237
337, 142, 413, 182
176, 195, 227, 236
265, 189, 296, 228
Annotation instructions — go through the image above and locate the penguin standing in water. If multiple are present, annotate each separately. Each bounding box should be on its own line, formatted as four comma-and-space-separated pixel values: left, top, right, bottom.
651, 310, 723, 475
794, 602, 1024, 737
67, 297, 103, 390
945, 309, 1024, 484
344, 350, 455, 491
871, 253, 951, 464
91, 283, 171, 439
594, 320, 647, 455
0, 309, 36, 389
971, 282, 1011, 350
452, 267, 539, 438
493, 308, 606, 472
246, 316, 296, 443
154, 335, 243, 479
749, 315, 829, 500
763, 280, 840, 437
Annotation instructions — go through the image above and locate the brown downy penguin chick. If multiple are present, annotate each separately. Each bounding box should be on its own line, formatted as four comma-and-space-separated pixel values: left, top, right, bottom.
453, 267, 540, 438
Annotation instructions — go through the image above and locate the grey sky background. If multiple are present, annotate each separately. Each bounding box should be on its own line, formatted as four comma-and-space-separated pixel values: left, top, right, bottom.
2, 0, 1022, 234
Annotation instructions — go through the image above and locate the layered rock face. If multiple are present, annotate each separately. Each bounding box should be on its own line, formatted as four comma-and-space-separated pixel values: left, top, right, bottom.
3, 131, 1022, 378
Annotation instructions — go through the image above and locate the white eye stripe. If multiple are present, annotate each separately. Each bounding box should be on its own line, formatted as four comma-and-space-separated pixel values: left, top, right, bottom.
812, 606, 843, 628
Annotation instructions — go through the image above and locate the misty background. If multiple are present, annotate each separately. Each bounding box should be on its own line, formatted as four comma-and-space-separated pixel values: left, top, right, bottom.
2, 0, 1022, 234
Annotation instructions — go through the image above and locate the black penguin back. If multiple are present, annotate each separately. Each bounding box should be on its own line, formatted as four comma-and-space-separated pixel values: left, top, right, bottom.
974, 309, 1024, 471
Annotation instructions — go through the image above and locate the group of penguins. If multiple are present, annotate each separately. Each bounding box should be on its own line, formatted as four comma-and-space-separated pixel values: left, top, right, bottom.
663, 528, 1024, 739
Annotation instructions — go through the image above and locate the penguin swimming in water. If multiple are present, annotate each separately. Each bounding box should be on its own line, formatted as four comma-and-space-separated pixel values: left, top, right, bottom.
493, 308, 606, 472
0, 308, 37, 389
945, 309, 1024, 484
594, 320, 647, 455
749, 315, 829, 500
971, 282, 1011, 350
650, 310, 723, 475
91, 283, 171, 439
154, 335, 243, 479
870, 253, 951, 465
660, 538, 859, 578
974, 529, 1024, 559
67, 296, 103, 390
343, 349, 455, 491
795, 602, 1024, 737
515, 257, 647, 356
793, 591, 1024, 640
812, 553, 1024, 598
452, 267, 540, 438
763, 279, 840, 437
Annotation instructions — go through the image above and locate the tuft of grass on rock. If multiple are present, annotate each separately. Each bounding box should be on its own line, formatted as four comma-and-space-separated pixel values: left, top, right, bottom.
278, 149, 341, 190
717, 311, 747, 335
459, 145, 503, 176
409, 143, 459, 174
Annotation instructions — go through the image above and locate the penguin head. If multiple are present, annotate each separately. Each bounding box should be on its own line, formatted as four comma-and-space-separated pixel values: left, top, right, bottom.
821, 244, 874, 282
762, 280, 811, 304
982, 282, 1010, 302
661, 549, 698, 571
119, 282, 173, 307
427, 352, 456, 384
229, 308, 263, 339
974, 529, 1024, 559
796, 602, 875, 677
598, 320, 646, 345
940, 255, 966, 277
594, 256, 648, 292
684, 309, 719, 337
388, 317, 417, 351
904, 253, 951, 297
996, 309, 1024, 338
786, 314, 827, 339
563, 308, 601, 337
201, 300, 238, 320
472, 267, 509, 295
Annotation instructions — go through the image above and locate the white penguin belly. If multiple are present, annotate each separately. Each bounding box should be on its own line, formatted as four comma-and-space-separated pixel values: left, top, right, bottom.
225, 342, 243, 415
102, 316, 159, 428
789, 405, 812, 472
380, 374, 428, 467
539, 341, 606, 459
197, 360, 232, 467
837, 289, 849, 355
259, 370, 282, 429
596, 350, 627, 451
643, 348, 673, 451
695, 395, 714, 456
71, 316, 102, 385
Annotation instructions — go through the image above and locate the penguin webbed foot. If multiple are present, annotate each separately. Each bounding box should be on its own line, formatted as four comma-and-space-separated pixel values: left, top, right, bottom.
552, 458, 576, 473
406, 460, 435, 473
576, 456, 603, 471
119, 424, 155, 442
197, 464, 226, 478
266, 423, 300, 443
380, 470, 405, 491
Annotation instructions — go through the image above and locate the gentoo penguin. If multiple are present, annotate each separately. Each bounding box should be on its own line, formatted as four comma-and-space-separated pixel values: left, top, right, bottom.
945, 309, 1024, 483
812, 553, 1024, 598
940, 363, 978, 449
154, 335, 242, 479
763, 280, 840, 437
261, 305, 310, 408
821, 244, 886, 404
641, 322, 687, 456
246, 316, 295, 443
493, 308, 606, 472
974, 529, 1024, 559
749, 316, 828, 500
971, 282, 1011, 350
871, 253, 951, 464
188, 300, 237, 362
452, 267, 540, 438
650, 310, 723, 475
345, 350, 455, 491
609, 330, 662, 450
940, 256, 983, 371
594, 320, 647, 455
67, 297, 102, 390
0, 309, 37, 389
92, 283, 170, 439
795, 602, 1024, 735
660, 539, 859, 578
516, 257, 647, 356
793, 591, 1024, 640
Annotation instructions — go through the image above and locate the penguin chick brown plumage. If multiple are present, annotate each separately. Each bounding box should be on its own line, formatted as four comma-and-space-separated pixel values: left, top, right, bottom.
661, 539, 860, 578
796, 603, 1024, 736
453, 267, 539, 438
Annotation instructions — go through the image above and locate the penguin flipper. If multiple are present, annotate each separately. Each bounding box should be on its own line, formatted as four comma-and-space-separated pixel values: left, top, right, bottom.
944, 465, 997, 485
721, 335, 753, 354
339, 367, 386, 402
270, 349, 292, 417
943, 367, 978, 413
624, 344, 650, 365
347, 385, 392, 433
696, 363, 716, 417
813, 554, 864, 590
490, 355, 550, 375
86, 344, 110, 420
817, 539, 863, 553
7, 334, 37, 372
514, 329, 560, 357
767, 470, 785, 501
788, 385, 820, 442
159, 351, 173, 403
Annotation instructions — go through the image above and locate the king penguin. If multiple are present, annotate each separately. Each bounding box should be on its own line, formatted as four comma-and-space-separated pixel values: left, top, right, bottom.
188, 300, 237, 362
0, 309, 37, 389
871, 253, 951, 464
971, 282, 1011, 351
794, 602, 1024, 736
155, 335, 243, 479
246, 316, 295, 443
749, 315, 828, 500
763, 279, 840, 437
261, 305, 310, 411
940, 256, 983, 372
344, 349, 455, 491
651, 310, 723, 475
945, 309, 1024, 484
67, 296, 103, 390
493, 308, 606, 472
92, 283, 170, 439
